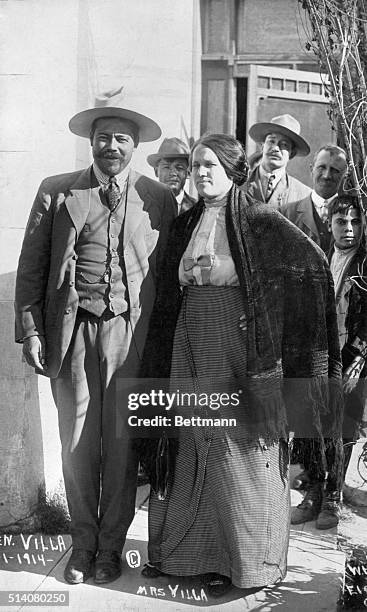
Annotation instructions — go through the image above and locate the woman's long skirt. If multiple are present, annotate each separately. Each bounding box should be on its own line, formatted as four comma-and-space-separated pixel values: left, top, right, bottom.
148, 286, 290, 589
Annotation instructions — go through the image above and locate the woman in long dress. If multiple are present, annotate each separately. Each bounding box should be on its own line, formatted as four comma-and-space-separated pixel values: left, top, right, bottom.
139, 134, 342, 596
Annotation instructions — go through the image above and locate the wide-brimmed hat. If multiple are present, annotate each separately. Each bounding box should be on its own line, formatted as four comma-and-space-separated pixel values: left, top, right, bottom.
69, 86, 161, 142
249, 114, 310, 157
147, 137, 190, 167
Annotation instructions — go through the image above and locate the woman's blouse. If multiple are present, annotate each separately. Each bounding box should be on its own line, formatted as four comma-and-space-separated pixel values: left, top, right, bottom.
179, 197, 239, 286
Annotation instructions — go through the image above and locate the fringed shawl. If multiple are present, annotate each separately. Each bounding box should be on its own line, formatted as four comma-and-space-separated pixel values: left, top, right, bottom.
138, 185, 344, 495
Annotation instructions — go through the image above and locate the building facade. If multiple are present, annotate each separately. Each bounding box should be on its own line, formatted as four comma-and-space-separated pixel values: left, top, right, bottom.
200, 0, 334, 184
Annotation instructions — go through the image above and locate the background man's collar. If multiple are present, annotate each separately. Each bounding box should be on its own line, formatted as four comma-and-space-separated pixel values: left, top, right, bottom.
259, 165, 286, 180
311, 190, 338, 206
175, 190, 184, 204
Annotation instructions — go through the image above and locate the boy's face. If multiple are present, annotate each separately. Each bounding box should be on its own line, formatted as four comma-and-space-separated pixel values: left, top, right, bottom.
331, 207, 362, 249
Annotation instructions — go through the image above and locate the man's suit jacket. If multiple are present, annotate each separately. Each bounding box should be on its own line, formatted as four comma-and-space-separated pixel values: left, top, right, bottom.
245, 166, 311, 209
281, 194, 321, 246
15, 167, 176, 378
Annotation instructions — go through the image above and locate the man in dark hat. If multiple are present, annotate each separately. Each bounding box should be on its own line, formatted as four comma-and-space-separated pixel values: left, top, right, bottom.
147, 137, 196, 215
15, 88, 176, 585
246, 114, 311, 209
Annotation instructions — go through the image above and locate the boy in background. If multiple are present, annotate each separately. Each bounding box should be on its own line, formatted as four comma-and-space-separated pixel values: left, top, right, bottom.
329, 194, 366, 480
292, 194, 366, 528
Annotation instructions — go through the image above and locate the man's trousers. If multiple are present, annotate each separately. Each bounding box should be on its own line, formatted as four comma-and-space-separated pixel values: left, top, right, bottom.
51, 309, 141, 553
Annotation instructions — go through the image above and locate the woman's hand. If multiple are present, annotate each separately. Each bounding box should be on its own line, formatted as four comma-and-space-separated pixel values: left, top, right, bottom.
239, 314, 247, 331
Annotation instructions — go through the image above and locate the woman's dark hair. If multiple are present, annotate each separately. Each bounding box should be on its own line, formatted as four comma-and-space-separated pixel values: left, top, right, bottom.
190, 133, 249, 186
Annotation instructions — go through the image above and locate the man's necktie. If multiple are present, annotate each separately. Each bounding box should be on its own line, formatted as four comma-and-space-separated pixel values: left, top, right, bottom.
317, 200, 328, 223
266, 174, 275, 201
106, 176, 121, 211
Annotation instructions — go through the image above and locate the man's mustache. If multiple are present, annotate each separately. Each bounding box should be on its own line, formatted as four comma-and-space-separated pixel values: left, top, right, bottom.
98, 151, 123, 159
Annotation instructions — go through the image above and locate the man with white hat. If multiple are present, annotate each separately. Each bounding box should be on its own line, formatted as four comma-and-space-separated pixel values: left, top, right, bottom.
147, 137, 196, 215
15, 87, 176, 585
246, 114, 311, 209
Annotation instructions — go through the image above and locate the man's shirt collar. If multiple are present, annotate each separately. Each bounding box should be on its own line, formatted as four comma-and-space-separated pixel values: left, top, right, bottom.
311, 190, 338, 207
175, 190, 184, 205
93, 162, 131, 190
259, 165, 286, 181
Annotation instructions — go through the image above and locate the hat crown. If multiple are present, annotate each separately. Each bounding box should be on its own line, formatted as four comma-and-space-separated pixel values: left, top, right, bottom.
269, 114, 301, 136
157, 137, 190, 157
94, 86, 125, 109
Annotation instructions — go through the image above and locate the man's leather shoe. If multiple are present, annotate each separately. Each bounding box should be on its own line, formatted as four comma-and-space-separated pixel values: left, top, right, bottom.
316, 494, 341, 529
94, 550, 122, 584
64, 549, 95, 584
291, 482, 323, 525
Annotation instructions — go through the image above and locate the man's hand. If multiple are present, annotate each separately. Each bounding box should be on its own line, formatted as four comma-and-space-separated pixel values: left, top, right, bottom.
23, 335, 47, 373
342, 355, 365, 394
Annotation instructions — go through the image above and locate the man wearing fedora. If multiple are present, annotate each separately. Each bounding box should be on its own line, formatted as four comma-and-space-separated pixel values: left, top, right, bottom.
147, 137, 196, 215
246, 114, 311, 209
15, 88, 176, 585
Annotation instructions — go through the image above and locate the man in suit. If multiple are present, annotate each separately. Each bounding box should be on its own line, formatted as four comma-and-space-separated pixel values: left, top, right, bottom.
246, 114, 311, 209
282, 144, 348, 253
15, 88, 176, 585
283, 144, 349, 529
147, 137, 196, 215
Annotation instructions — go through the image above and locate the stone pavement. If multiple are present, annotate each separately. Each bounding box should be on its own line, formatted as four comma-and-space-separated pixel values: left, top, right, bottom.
0, 484, 345, 612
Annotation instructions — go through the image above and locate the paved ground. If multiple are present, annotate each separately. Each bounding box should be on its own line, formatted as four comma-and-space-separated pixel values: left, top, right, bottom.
2, 440, 367, 612
0, 483, 346, 612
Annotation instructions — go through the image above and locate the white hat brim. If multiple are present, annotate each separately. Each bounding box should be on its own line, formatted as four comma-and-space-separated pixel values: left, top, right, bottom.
249, 122, 310, 157
69, 107, 161, 142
